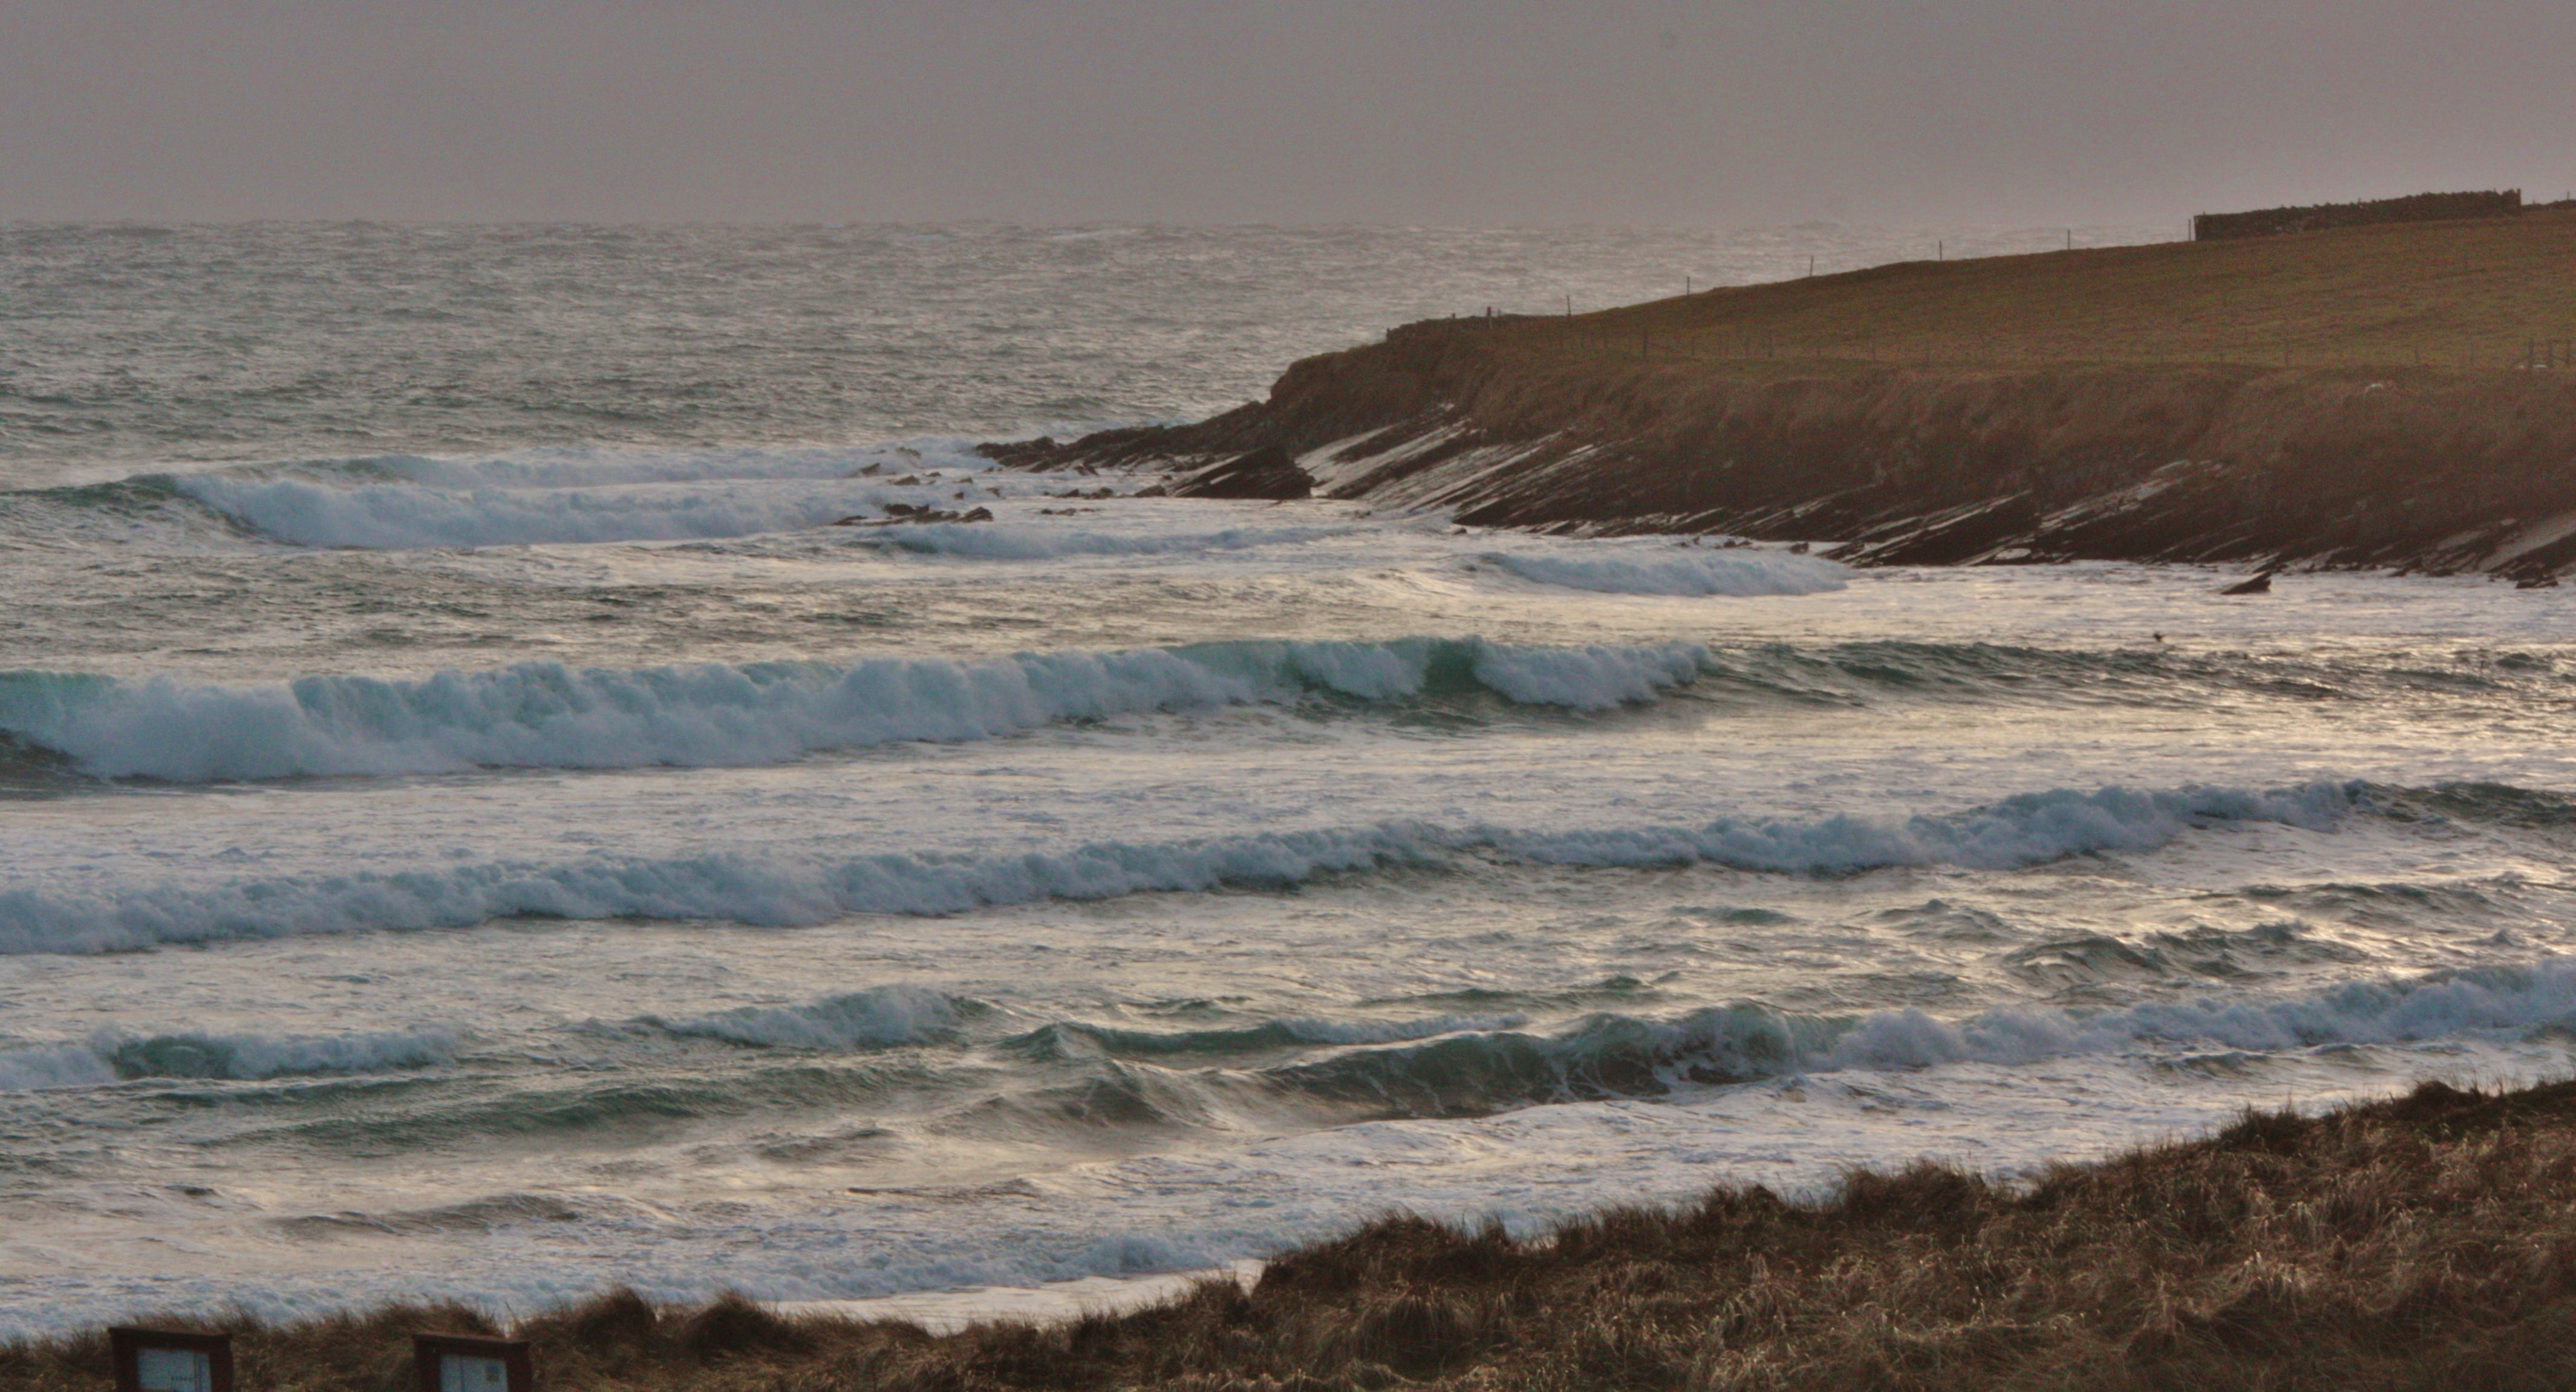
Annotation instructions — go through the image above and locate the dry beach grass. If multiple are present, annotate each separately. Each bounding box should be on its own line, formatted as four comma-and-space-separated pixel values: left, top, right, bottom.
15, 1078, 2576, 1390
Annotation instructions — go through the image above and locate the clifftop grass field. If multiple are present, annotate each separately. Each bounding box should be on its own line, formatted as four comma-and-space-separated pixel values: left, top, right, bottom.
13, 1079, 2576, 1391
1534, 207, 2576, 372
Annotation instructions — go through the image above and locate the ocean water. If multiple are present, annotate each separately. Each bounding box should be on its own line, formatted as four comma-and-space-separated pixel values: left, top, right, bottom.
7, 220, 2575, 1336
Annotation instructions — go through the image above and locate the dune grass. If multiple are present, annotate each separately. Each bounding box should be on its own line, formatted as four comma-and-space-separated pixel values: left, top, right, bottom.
1520, 208, 2576, 374
14, 1078, 2576, 1390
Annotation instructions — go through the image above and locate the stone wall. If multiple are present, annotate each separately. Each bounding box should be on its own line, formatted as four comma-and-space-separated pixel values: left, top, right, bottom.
2193, 190, 2521, 241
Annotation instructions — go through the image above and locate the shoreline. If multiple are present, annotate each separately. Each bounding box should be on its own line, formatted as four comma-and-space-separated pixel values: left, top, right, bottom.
12, 1078, 2576, 1390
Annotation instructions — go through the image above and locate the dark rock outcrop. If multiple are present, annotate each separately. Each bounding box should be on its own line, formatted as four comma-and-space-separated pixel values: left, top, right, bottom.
985, 339, 2576, 580
832, 504, 993, 526
1167, 445, 1314, 501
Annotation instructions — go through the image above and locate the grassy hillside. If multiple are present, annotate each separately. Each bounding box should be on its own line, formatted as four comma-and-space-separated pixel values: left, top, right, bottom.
1004, 210, 2576, 570
1529, 208, 2576, 372
14, 1080, 2576, 1391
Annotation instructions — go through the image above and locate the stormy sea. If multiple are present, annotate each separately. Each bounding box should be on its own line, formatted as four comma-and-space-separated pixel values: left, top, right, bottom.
7, 220, 2572, 1335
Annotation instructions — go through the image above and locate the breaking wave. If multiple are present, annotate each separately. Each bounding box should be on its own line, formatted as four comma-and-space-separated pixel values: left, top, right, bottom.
334, 440, 999, 490
1002, 1012, 1531, 1062
0, 438, 1031, 551
1242, 957, 2576, 1115
0, 638, 1711, 781
1827, 959, 2576, 1069
634, 985, 968, 1051
0, 781, 2356, 954
15, 637, 2534, 786
0, 1027, 455, 1093
467, 949, 2576, 1128
174, 475, 893, 549
35, 634, 2488, 787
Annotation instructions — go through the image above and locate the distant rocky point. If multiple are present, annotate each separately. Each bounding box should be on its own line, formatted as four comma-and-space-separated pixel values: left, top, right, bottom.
985, 204, 2576, 581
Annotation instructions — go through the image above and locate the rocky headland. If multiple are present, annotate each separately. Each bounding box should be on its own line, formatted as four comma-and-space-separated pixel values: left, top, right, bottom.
986, 209, 2576, 579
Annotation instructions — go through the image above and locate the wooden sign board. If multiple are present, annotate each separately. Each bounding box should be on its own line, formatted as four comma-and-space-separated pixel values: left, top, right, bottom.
109, 1329, 234, 1392
411, 1333, 533, 1392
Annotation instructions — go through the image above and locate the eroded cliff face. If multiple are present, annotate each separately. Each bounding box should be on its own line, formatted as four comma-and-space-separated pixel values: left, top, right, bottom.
985, 319, 2576, 579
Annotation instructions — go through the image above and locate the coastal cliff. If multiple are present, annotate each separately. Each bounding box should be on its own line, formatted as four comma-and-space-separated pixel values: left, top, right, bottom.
988, 210, 2576, 577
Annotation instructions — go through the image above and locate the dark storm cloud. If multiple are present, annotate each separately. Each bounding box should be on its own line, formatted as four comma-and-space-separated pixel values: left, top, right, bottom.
3, 1, 2569, 225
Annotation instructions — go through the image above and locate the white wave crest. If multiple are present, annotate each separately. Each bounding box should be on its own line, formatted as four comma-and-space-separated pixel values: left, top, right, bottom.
0, 781, 2356, 955
0, 1027, 455, 1093
1306, 954, 2576, 1102
1487, 548, 1850, 597
1828, 959, 2576, 1070
177, 476, 889, 548
0, 637, 1713, 781
1493, 782, 2353, 874
641, 986, 963, 1050
1467, 642, 1707, 709
364, 440, 997, 490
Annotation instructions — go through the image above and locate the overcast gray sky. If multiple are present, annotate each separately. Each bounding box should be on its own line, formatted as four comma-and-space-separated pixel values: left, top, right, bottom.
5, 1, 2571, 227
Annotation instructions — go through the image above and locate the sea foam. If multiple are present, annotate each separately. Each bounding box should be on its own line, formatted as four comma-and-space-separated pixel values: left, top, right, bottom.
1250, 955, 2576, 1114
0, 1027, 455, 1093
361, 440, 995, 490
638, 985, 966, 1051
0, 781, 2357, 954
1487, 548, 1851, 597
176, 476, 891, 549
0, 638, 1714, 781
